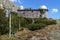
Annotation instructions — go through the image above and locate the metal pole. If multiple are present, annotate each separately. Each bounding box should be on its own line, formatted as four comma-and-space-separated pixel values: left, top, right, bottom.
19, 19, 20, 30
19, 19, 21, 30
9, 13, 12, 38
32, 19, 34, 24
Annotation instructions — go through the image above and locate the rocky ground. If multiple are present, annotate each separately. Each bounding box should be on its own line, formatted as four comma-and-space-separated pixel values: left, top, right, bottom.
14, 20, 60, 40
49, 20, 60, 40
0, 20, 60, 40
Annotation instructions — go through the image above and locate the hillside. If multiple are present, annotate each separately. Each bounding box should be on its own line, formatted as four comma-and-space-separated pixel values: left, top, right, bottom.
0, 9, 60, 40
0, 20, 60, 40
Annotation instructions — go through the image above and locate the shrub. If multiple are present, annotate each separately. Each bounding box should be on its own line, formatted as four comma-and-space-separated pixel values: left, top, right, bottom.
21, 18, 56, 31
0, 9, 9, 35
25, 23, 47, 31
34, 18, 56, 25
0, 9, 19, 35
42, 20, 57, 25
20, 18, 27, 27
50, 20, 57, 24
25, 18, 32, 24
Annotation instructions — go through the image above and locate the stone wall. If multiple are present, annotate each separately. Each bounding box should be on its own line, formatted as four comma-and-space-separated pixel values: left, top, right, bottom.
18, 11, 41, 18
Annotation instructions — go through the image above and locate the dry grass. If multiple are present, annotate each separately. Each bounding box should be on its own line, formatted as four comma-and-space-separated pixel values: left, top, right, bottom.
0, 25, 58, 40
0, 20, 60, 40
0, 34, 16, 40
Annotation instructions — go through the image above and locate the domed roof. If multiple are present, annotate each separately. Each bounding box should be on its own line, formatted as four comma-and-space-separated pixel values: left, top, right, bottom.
20, 5, 24, 10
40, 5, 47, 9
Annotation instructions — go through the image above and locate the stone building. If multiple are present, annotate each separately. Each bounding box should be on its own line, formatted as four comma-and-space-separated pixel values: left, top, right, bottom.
17, 5, 48, 18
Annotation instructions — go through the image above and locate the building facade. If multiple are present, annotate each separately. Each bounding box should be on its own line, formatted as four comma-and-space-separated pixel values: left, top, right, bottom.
17, 5, 48, 18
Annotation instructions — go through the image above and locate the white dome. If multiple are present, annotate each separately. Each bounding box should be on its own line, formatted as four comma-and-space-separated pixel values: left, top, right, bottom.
40, 5, 47, 9
20, 5, 24, 10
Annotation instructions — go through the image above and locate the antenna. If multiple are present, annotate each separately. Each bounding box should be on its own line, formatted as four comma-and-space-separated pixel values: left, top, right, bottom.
17, 0, 24, 30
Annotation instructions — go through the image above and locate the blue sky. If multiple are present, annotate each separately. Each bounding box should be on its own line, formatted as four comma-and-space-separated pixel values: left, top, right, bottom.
10, 0, 60, 19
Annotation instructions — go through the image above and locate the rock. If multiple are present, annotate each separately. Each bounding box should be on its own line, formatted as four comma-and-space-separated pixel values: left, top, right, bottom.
49, 30, 60, 40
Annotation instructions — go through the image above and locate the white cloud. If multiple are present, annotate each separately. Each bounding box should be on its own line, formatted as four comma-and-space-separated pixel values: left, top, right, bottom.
9, 0, 22, 4
9, 0, 18, 2
9, 0, 15, 2
52, 8, 58, 13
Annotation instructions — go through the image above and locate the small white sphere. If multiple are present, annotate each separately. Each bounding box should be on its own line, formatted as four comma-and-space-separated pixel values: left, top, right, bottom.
40, 5, 47, 9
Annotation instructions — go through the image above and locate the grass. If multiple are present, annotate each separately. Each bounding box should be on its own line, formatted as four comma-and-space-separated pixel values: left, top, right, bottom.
0, 34, 16, 40
0, 19, 59, 40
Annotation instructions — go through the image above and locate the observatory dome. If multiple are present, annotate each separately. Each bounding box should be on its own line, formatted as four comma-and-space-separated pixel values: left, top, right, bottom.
20, 5, 24, 10
40, 5, 48, 9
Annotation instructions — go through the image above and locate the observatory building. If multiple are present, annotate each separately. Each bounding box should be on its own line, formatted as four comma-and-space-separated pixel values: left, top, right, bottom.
17, 5, 48, 18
